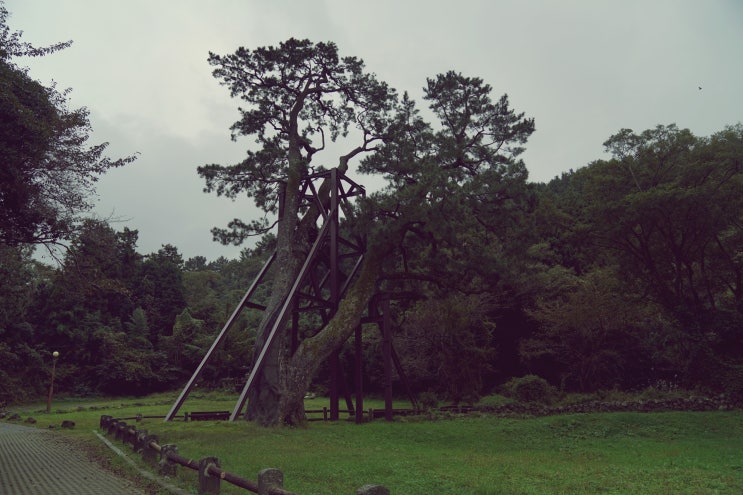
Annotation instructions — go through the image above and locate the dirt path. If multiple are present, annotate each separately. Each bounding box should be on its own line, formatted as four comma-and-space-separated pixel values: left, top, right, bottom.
0, 422, 146, 494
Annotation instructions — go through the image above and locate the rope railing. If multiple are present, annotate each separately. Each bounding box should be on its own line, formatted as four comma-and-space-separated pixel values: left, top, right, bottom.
99, 415, 389, 495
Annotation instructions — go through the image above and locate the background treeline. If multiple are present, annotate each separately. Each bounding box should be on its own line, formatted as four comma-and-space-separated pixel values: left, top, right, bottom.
2, 123, 741, 405
0, 231, 275, 403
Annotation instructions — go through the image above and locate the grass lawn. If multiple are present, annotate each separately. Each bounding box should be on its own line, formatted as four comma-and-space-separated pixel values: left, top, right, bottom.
7, 392, 743, 495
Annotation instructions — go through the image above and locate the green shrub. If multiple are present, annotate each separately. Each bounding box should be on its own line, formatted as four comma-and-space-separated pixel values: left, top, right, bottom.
475, 394, 516, 408
501, 375, 556, 404
418, 391, 439, 411
720, 364, 743, 403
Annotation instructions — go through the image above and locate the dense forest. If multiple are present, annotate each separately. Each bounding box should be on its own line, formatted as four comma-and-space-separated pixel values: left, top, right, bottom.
1, 5, 741, 411
3, 121, 741, 406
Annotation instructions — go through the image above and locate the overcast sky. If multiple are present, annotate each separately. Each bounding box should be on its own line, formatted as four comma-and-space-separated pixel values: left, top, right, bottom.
7, 0, 743, 262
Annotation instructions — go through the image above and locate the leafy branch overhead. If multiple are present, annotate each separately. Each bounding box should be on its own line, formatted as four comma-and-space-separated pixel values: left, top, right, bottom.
0, 4, 137, 247
198, 38, 398, 243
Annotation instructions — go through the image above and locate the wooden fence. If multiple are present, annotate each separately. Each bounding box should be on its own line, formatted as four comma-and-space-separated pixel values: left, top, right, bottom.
304, 407, 419, 422
99, 415, 389, 495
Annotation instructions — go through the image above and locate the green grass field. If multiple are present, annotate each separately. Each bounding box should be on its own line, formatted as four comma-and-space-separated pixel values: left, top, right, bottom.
8, 392, 743, 495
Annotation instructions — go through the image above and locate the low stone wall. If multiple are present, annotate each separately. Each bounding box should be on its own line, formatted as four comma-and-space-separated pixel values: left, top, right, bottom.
474, 395, 738, 417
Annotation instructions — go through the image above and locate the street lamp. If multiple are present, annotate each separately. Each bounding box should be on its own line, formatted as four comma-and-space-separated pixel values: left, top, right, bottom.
46, 351, 60, 414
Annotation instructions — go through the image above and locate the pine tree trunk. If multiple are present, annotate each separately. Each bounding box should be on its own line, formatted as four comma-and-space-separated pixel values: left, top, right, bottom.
242, 149, 369, 425
244, 173, 305, 425
277, 251, 382, 425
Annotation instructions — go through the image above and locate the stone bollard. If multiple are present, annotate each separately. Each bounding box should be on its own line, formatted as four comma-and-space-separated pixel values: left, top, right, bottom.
107, 419, 118, 436
114, 421, 127, 441
159, 444, 178, 477
357, 485, 390, 495
258, 468, 283, 495
198, 456, 220, 495
134, 429, 149, 453
124, 426, 136, 446
142, 435, 159, 468
100, 415, 112, 430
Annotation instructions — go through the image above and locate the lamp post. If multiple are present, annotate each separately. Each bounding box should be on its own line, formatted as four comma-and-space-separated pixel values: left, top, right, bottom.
46, 351, 59, 414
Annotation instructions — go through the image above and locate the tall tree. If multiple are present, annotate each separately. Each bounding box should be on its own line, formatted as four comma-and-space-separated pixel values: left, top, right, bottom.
203, 40, 535, 424
200, 38, 397, 425
546, 124, 743, 392
588, 124, 743, 323
135, 244, 187, 345
0, 4, 135, 247
32, 220, 145, 394
0, 243, 47, 403
357, 72, 536, 400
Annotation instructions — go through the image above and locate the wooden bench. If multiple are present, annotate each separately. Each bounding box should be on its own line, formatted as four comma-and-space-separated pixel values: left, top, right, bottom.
185, 411, 231, 421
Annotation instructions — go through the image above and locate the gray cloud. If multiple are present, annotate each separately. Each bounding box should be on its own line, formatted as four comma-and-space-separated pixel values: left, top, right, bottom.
7, 0, 743, 260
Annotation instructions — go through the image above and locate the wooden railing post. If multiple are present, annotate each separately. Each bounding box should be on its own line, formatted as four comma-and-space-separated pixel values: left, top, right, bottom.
159, 444, 178, 477
100, 415, 112, 430
107, 419, 118, 436
125, 425, 137, 447
142, 435, 159, 467
134, 429, 149, 453
199, 456, 220, 495
258, 468, 283, 495
114, 421, 127, 441
98, 414, 387, 494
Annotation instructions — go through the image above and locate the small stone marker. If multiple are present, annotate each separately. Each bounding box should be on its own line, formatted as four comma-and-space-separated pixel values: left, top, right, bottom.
357, 485, 390, 495
258, 468, 284, 495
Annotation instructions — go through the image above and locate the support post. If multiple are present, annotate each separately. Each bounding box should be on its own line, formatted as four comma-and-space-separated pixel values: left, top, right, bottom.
134, 429, 149, 453
107, 419, 118, 436
115, 421, 127, 441
355, 324, 364, 423
198, 457, 220, 495
165, 252, 276, 421
142, 435, 159, 467
382, 298, 393, 421
329, 167, 341, 421
159, 444, 178, 477
125, 425, 137, 446
330, 350, 340, 420
99, 415, 112, 430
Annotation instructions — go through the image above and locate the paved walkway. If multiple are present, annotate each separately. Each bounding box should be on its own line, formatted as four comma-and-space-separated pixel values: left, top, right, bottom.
0, 422, 146, 495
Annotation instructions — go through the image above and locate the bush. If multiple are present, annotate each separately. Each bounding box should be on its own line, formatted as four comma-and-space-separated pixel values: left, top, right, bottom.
418, 391, 439, 411
476, 394, 516, 408
720, 365, 743, 404
501, 375, 557, 404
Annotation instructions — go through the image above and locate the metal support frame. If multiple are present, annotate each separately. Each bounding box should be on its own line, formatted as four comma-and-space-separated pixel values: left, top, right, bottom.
359, 295, 420, 420
164, 252, 276, 421
166, 168, 373, 421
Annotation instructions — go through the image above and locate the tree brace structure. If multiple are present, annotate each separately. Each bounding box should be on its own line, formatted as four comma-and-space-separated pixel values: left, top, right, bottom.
165, 168, 416, 422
